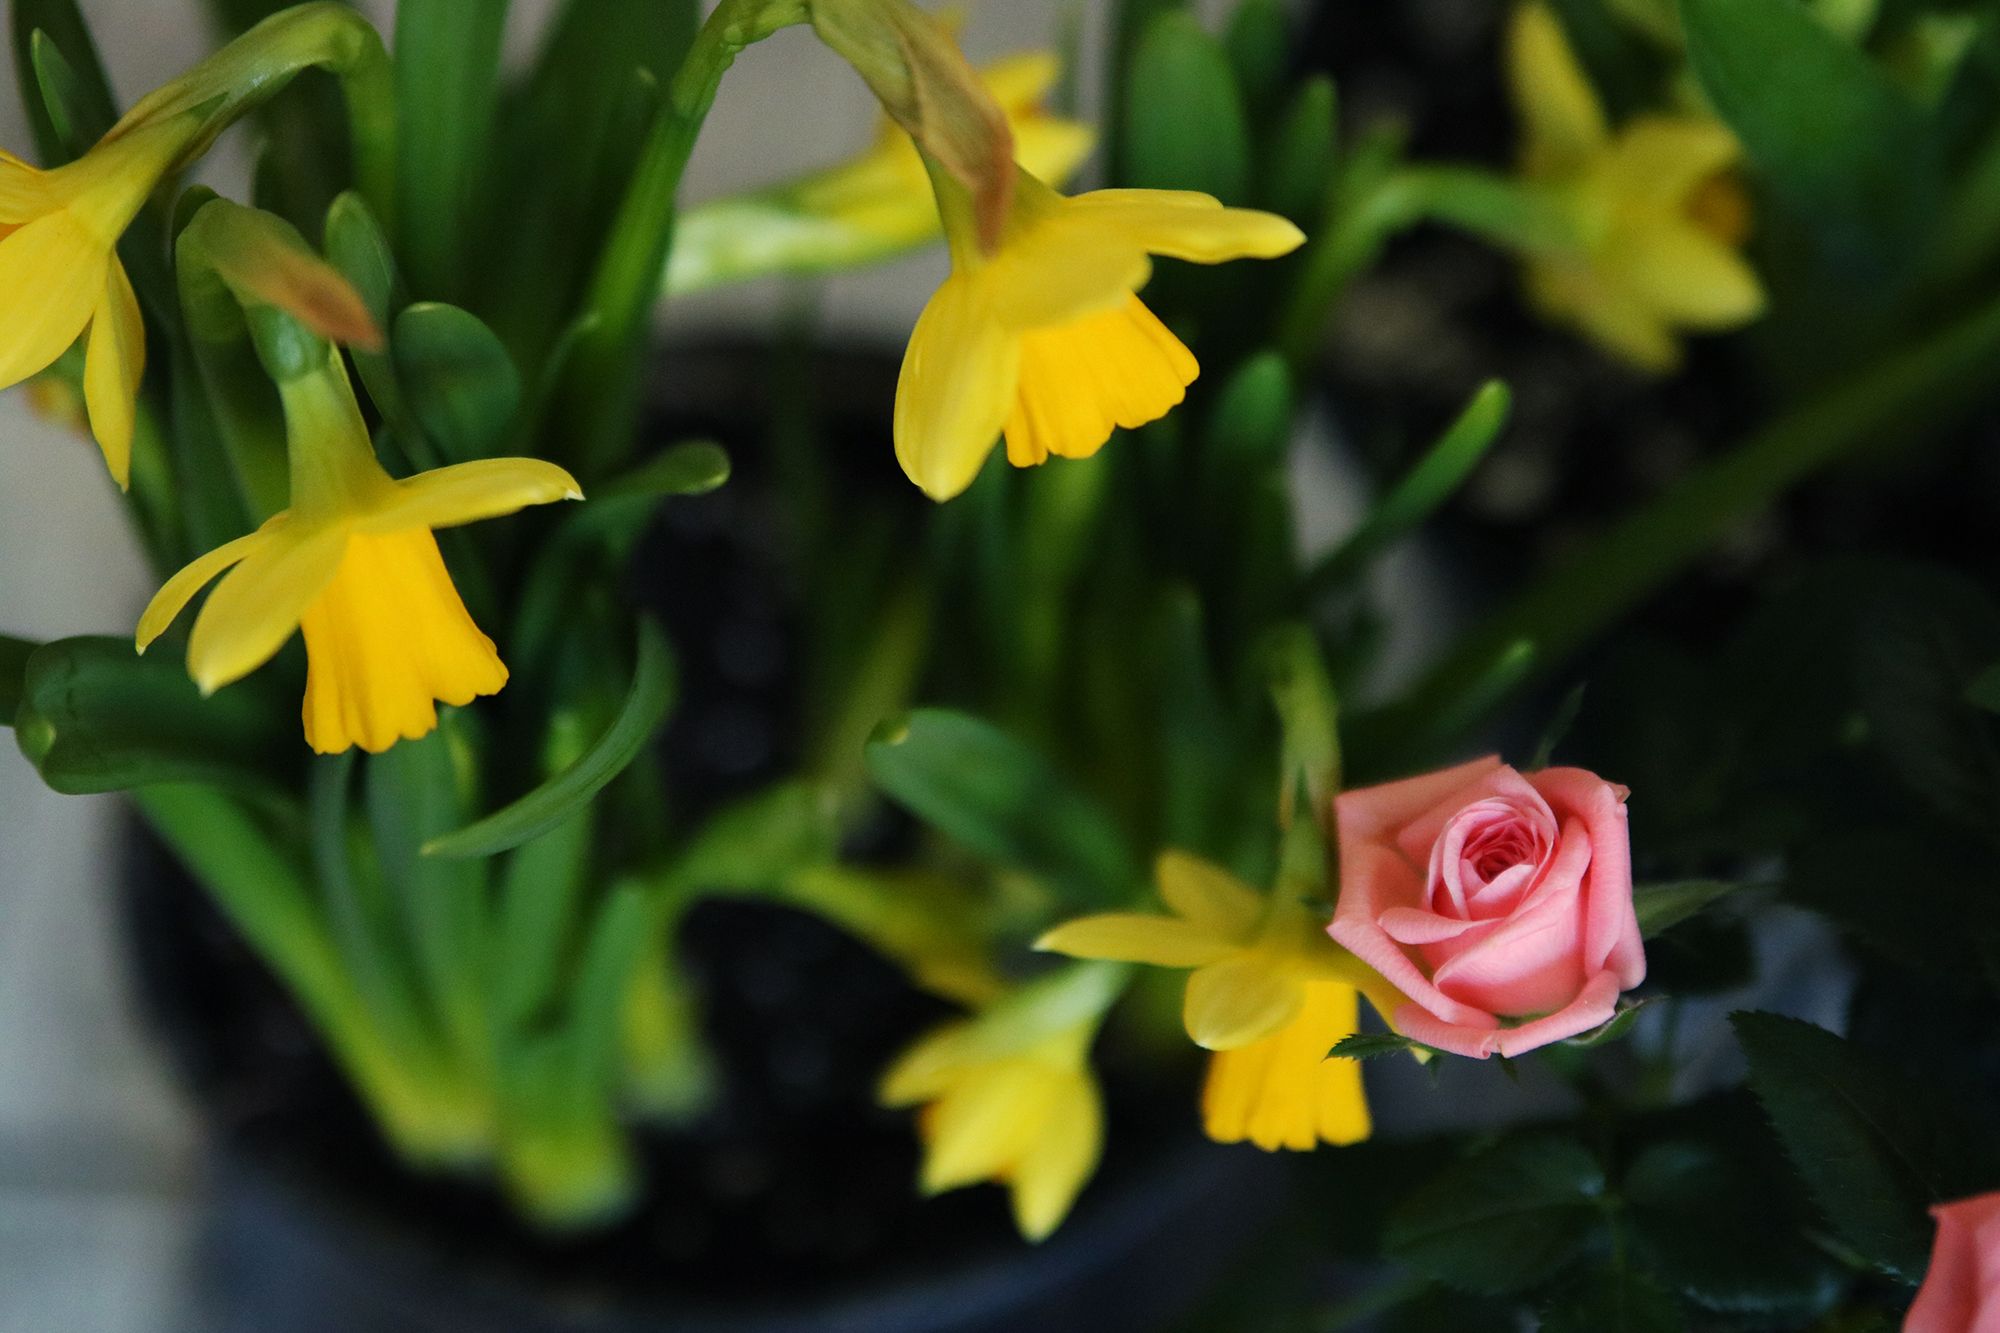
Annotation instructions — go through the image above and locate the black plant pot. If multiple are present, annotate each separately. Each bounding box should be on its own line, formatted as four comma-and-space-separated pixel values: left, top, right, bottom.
120, 342, 1292, 1332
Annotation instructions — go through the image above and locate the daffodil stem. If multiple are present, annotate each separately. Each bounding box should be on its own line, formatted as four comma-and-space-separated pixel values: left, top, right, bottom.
563, 0, 809, 480
1362, 285, 2000, 766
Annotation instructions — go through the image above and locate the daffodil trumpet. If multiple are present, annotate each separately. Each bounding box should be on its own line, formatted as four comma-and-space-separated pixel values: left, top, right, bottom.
893, 162, 1305, 501
879, 960, 1127, 1242
1038, 846, 1400, 1152
136, 292, 579, 754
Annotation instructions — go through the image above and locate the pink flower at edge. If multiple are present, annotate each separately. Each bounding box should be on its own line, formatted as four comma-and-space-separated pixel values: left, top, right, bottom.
1907, 1192, 2000, 1333
1327, 755, 1645, 1060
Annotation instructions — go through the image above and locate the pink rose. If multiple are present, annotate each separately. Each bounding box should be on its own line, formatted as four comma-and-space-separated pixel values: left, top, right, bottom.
1907, 1193, 2000, 1333
1327, 756, 1644, 1059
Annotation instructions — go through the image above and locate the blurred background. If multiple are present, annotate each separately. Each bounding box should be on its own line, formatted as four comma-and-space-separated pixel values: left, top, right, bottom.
0, 2, 1253, 1327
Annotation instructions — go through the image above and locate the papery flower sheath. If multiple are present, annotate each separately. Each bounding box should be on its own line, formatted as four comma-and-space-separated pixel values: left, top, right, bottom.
137, 350, 580, 753
1508, 1, 1763, 371
895, 169, 1304, 501
0, 118, 196, 486
1038, 850, 1396, 1151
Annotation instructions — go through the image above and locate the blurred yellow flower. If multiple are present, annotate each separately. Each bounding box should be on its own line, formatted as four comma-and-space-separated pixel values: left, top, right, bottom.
0, 119, 195, 487
1509, 0, 1764, 371
667, 51, 1095, 296
1038, 850, 1396, 1151
896, 170, 1303, 501
137, 350, 579, 753
878, 961, 1122, 1241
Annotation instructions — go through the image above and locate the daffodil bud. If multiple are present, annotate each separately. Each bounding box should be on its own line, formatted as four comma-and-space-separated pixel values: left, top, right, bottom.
178, 200, 381, 357
808, 0, 1014, 251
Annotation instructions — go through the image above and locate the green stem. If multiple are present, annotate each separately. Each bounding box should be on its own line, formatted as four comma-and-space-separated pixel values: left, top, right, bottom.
1368, 285, 2000, 762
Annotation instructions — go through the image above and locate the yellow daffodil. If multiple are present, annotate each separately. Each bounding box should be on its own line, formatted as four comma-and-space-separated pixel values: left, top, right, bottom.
896, 169, 1304, 501
0, 118, 197, 486
666, 51, 1095, 296
1038, 850, 1399, 1151
137, 348, 579, 754
878, 961, 1123, 1241
1508, 0, 1764, 371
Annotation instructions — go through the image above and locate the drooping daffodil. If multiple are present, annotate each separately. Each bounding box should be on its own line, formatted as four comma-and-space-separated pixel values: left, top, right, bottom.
666, 51, 1095, 296
1508, 0, 1764, 371
138, 340, 579, 754
1038, 850, 1400, 1152
0, 118, 198, 486
878, 961, 1124, 1241
895, 166, 1305, 501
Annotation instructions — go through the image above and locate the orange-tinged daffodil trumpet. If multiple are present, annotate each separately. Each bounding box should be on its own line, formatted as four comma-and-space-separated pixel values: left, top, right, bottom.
1508, 0, 1764, 371
0, 118, 197, 487
896, 167, 1305, 501
137, 343, 579, 754
1038, 850, 1399, 1152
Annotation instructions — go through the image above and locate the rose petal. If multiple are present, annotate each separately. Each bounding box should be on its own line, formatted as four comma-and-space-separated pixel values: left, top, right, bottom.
1333, 755, 1502, 843
1397, 765, 1554, 871
1328, 843, 1501, 1031
1532, 767, 1644, 986
1378, 906, 1488, 946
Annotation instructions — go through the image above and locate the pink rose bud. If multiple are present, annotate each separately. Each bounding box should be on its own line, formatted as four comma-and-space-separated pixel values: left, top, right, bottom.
1907, 1192, 2000, 1332
1328, 756, 1644, 1059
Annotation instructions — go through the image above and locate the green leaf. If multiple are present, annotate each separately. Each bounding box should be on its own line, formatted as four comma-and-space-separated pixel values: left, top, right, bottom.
1632, 879, 1740, 939
13, 636, 295, 794
394, 0, 507, 299
1262, 75, 1337, 225
1966, 660, 2000, 714
1538, 1265, 1683, 1333
323, 191, 432, 469
1732, 1011, 2000, 1279
1328, 1030, 1430, 1061
865, 708, 1138, 913
1680, 0, 1940, 288
1306, 381, 1510, 598
425, 619, 677, 860
1562, 996, 1656, 1048
1223, 0, 1289, 126
596, 440, 732, 502
393, 302, 523, 463
1384, 1135, 1607, 1295
10, 0, 116, 166
492, 811, 595, 1028
1267, 622, 1340, 829
1124, 11, 1251, 204
1546, 0, 1669, 123
664, 781, 840, 897
0, 635, 39, 724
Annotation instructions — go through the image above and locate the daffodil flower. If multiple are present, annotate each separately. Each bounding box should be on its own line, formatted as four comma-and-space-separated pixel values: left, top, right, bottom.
0, 118, 197, 486
667, 51, 1095, 296
138, 349, 580, 754
878, 960, 1123, 1241
1508, 0, 1763, 371
1038, 850, 1399, 1151
895, 168, 1305, 501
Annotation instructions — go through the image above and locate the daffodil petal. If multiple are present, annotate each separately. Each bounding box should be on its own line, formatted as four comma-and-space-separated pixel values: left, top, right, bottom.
135, 523, 276, 652
361, 457, 583, 534
1509, 1, 1610, 175
919, 1058, 1056, 1194
1202, 981, 1370, 1151
1526, 256, 1680, 373
879, 1021, 974, 1105
1613, 225, 1766, 329
1015, 120, 1097, 192
985, 214, 1151, 329
1156, 849, 1265, 940
1003, 295, 1195, 467
0, 212, 106, 389
1060, 191, 1306, 264
187, 520, 351, 694
82, 259, 145, 488
1036, 912, 1233, 966
1607, 117, 1741, 214
981, 51, 1060, 115
0, 149, 49, 224
894, 273, 1020, 500
1008, 1066, 1101, 1241
1184, 955, 1305, 1051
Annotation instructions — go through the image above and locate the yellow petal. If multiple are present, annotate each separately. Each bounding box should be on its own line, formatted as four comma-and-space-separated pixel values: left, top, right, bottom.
1008, 1065, 1101, 1241
1525, 255, 1680, 372
361, 457, 583, 533
0, 212, 107, 389
1059, 190, 1306, 264
1605, 117, 1741, 215
1014, 119, 1098, 194
1509, 1, 1610, 177
894, 272, 1021, 501
0, 150, 48, 224
186, 519, 351, 694
1184, 955, 1305, 1051
297, 528, 509, 754
1035, 912, 1233, 966
1202, 981, 1370, 1151
918, 1057, 1057, 1194
981, 51, 1060, 116
82, 259, 145, 488
985, 205, 1152, 330
1155, 849, 1264, 940
1611, 223, 1765, 329
1003, 295, 1195, 467
136, 523, 276, 652
880, 1021, 974, 1106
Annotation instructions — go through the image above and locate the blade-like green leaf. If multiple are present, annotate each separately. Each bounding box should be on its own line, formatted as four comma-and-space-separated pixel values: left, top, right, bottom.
1124, 11, 1251, 203
14, 636, 296, 793
865, 708, 1137, 913
394, 302, 522, 463
665, 781, 840, 896
1262, 75, 1336, 225
394, 0, 506, 300
1385, 1135, 1607, 1295
1632, 879, 1741, 939
492, 811, 594, 1028
324, 190, 435, 470
1, 635, 40, 724
1223, 0, 1288, 127
1328, 1031, 1430, 1061
425, 619, 678, 859
10, 0, 116, 166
